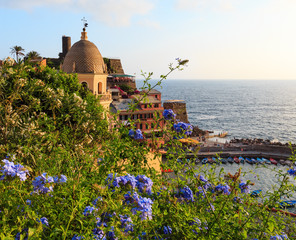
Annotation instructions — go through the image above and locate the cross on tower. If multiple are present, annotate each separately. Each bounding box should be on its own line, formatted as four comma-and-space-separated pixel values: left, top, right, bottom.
81, 17, 88, 32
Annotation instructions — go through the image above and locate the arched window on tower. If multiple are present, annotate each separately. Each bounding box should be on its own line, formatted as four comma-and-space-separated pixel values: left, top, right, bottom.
98, 82, 103, 94
81, 82, 88, 91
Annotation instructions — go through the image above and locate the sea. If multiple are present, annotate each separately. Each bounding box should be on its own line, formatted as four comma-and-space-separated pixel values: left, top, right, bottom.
137, 79, 296, 144
136, 79, 296, 208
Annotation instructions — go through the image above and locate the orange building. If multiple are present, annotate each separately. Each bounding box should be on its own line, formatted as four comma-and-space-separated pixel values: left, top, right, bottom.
111, 89, 164, 136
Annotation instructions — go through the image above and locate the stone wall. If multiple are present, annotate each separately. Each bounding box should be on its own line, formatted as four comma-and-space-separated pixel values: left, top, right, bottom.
163, 100, 189, 123
109, 59, 124, 74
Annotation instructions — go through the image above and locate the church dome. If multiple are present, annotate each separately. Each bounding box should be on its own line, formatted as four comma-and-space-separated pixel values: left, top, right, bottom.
62, 34, 106, 74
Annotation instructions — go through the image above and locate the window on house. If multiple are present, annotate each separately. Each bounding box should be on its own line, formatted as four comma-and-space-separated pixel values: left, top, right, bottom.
146, 123, 149, 129
140, 124, 143, 129
155, 104, 159, 108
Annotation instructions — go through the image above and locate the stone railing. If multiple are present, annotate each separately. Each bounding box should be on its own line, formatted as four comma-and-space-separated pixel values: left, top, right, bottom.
98, 93, 112, 102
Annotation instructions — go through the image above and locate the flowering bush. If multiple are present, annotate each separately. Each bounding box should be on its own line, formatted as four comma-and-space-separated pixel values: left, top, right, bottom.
0, 61, 295, 239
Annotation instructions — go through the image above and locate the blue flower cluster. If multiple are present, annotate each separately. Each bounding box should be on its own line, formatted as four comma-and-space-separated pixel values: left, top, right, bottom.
124, 191, 154, 220
179, 186, 194, 202
37, 217, 49, 227
119, 214, 134, 233
32, 173, 67, 194
83, 206, 97, 216
287, 168, 296, 176
189, 217, 208, 234
106, 173, 137, 190
173, 122, 193, 136
106, 173, 153, 195
72, 235, 84, 240
214, 184, 231, 195
128, 129, 144, 140
136, 175, 153, 195
92, 228, 106, 240
163, 225, 172, 235
239, 182, 251, 194
15, 228, 29, 240
0, 159, 29, 181
270, 233, 289, 240
162, 109, 176, 120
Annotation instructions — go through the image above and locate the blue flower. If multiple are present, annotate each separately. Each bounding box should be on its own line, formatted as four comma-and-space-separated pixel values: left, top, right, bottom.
163, 109, 176, 120
239, 182, 251, 194
72, 235, 84, 240
215, 184, 231, 195
135, 129, 144, 140
136, 175, 153, 195
83, 206, 97, 216
107, 226, 117, 240
106, 173, 137, 189
129, 129, 144, 140
125, 192, 153, 220
0, 159, 29, 181
26, 199, 31, 206
197, 175, 208, 182
173, 122, 193, 136
270, 235, 286, 240
92, 228, 106, 240
287, 168, 296, 176
92, 196, 103, 206
179, 186, 194, 202
120, 215, 134, 233
163, 226, 172, 235
32, 173, 59, 194
37, 217, 49, 227
15, 228, 28, 240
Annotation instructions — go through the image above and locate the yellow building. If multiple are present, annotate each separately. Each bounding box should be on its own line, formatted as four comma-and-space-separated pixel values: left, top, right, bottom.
62, 29, 112, 110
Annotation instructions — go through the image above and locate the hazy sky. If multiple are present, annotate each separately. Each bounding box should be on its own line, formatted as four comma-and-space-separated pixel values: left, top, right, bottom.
1, 0, 296, 80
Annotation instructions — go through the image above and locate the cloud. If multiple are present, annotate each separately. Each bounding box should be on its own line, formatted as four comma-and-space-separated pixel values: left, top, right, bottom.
0, 0, 154, 27
138, 19, 161, 29
175, 0, 236, 11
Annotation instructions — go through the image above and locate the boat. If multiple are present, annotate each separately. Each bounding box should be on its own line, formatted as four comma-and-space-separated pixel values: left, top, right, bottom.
256, 157, 264, 164
262, 157, 271, 164
285, 160, 292, 166
245, 157, 253, 165
227, 157, 234, 164
279, 200, 296, 208
221, 158, 227, 164
279, 159, 286, 166
250, 190, 262, 197
270, 158, 277, 165
251, 158, 258, 164
202, 158, 208, 164
212, 157, 220, 164
207, 157, 214, 164
234, 157, 240, 164
195, 158, 200, 164
239, 156, 245, 164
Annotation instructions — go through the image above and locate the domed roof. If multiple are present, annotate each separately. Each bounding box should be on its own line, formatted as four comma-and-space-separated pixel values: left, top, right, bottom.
62, 35, 106, 74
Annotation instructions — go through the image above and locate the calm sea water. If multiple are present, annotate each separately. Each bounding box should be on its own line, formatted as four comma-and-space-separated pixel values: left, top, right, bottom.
137, 80, 296, 143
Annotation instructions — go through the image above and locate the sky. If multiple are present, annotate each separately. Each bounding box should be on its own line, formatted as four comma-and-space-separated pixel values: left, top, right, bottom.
1, 0, 296, 80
